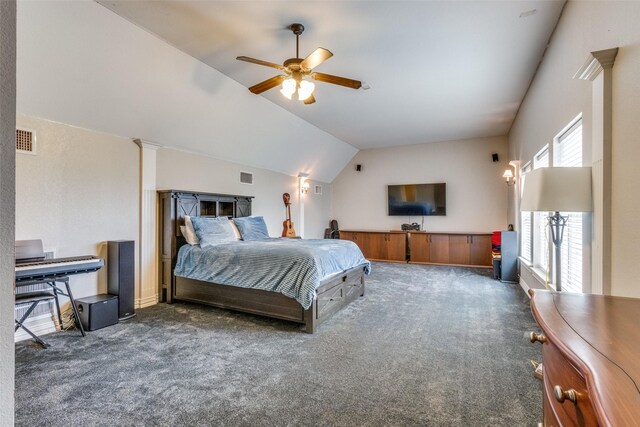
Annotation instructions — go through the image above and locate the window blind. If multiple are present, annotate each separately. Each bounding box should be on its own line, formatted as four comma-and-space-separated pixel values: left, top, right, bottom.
554, 120, 583, 293
520, 162, 533, 262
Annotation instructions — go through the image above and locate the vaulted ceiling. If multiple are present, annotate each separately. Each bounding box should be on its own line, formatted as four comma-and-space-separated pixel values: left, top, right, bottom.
98, 0, 565, 149
16, 1, 564, 183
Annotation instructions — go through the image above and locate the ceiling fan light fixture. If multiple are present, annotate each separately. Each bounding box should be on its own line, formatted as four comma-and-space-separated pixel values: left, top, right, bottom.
237, 23, 362, 105
298, 80, 315, 101
280, 77, 296, 99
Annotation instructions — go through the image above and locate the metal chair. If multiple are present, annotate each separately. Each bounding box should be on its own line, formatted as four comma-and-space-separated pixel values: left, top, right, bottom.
15, 290, 60, 348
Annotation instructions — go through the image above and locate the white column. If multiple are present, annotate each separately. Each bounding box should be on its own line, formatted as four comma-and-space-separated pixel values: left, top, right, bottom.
574, 48, 617, 295
134, 139, 161, 307
297, 173, 309, 238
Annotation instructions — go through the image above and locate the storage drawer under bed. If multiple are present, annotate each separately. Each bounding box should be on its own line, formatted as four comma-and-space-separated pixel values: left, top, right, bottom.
315, 268, 365, 322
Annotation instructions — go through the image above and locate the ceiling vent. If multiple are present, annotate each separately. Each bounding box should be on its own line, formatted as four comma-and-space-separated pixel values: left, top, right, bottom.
240, 171, 253, 185
16, 128, 36, 155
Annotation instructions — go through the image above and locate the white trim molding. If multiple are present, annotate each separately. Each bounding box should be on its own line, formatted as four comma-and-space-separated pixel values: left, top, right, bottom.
135, 294, 159, 309
134, 139, 160, 307
574, 48, 619, 81
574, 48, 618, 295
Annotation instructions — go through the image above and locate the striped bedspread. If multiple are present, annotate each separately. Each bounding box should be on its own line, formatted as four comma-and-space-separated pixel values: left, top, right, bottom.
174, 238, 371, 310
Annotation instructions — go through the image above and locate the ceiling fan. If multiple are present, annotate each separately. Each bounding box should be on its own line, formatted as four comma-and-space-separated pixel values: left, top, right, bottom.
236, 23, 362, 105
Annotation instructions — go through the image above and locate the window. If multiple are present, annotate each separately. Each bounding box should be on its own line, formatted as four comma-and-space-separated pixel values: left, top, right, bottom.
533, 146, 549, 273
519, 117, 586, 293
520, 162, 533, 262
553, 119, 583, 293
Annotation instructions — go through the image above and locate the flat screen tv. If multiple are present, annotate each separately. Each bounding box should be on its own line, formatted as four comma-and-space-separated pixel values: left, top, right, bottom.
387, 183, 446, 216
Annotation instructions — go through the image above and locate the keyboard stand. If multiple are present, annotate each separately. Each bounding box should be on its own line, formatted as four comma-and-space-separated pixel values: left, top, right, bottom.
16, 276, 86, 337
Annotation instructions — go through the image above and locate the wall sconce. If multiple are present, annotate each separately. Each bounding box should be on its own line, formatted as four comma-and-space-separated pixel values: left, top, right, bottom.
301, 180, 310, 194
503, 169, 515, 185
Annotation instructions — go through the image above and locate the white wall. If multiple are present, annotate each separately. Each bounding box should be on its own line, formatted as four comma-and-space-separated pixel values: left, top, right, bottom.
301, 179, 332, 238
15, 115, 139, 303
16, 0, 357, 184
508, 1, 640, 297
156, 148, 332, 239
0, 1, 16, 424
332, 136, 509, 232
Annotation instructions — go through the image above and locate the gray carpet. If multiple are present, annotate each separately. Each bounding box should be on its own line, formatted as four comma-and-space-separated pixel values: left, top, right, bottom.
15, 262, 542, 426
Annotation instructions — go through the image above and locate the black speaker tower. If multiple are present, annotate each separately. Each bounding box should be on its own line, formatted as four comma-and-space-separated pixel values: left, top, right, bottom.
108, 240, 136, 320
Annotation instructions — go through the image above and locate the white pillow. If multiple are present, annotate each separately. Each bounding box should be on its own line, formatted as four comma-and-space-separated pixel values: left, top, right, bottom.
182, 216, 200, 245
229, 220, 242, 240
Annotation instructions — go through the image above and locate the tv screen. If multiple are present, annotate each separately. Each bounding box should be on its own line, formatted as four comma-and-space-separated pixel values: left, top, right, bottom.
388, 183, 446, 216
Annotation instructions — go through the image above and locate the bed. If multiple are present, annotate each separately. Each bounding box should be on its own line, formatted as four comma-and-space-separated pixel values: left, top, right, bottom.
158, 190, 370, 333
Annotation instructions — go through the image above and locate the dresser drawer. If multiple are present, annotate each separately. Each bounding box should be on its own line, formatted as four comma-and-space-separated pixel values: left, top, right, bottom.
542, 340, 597, 426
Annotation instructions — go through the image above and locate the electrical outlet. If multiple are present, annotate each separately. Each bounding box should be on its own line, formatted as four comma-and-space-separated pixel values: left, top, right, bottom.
44, 249, 55, 259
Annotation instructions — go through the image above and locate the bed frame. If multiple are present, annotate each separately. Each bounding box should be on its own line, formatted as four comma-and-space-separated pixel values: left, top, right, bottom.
158, 190, 366, 333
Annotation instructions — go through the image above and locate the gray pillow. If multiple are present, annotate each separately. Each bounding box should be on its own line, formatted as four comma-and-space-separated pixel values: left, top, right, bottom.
190, 216, 237, 248
233, 216, 270, 241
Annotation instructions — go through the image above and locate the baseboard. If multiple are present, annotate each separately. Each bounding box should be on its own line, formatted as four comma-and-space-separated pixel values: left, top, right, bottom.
519, 277, 532, 298
135, 294, 158, 308
14, 313, 57, 342
519, 260, 549, 298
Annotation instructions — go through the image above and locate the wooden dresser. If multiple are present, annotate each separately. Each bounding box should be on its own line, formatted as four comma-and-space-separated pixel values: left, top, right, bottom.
529, 290, 640, 426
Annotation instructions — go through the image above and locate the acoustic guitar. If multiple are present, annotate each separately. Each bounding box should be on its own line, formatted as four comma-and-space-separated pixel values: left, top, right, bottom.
282, 193, 297, 238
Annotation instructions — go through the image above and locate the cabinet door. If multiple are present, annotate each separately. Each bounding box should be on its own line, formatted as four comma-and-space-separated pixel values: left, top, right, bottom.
340, 231, 354, 243
429, 234, 450, 264
409, 233, 430, 263
469, 235, 492, 266
235, 198, 252, 217
175, 195, 199, 236
449, 235, 470, 265
366, 233, 386, 260
341, 232, 368, 257
386, 233, 406, 261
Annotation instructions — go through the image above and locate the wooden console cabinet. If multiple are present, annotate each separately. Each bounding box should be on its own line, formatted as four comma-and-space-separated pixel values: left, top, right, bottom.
340, 230, 492, 267
530, 290, 640, 426
339, 230, 406, 262
408, 232, 492, 267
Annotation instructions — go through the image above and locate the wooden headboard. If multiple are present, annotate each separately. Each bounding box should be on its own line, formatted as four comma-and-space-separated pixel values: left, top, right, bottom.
157, 190, 253, 303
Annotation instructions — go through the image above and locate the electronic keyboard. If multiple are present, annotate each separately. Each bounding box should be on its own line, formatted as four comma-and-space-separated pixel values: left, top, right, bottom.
15, 239, 104, 282
16, 256, 104, 282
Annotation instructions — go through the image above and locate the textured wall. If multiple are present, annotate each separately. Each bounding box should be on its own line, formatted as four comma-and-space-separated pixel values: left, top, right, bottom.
508, 1, 640, 297
15, 115, 139, 302
0, 1, 16, 424
156, 148, 332, 239
332, 136, 509, 232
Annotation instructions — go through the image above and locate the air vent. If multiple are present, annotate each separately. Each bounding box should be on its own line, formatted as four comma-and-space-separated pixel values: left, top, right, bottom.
240, 171, 253, 185
16, 128, 36, 154
315, 185, 323, 195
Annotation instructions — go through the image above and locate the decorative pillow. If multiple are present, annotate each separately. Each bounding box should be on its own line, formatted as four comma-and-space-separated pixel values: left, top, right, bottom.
233, 216, 270, 241
229, 220, 242, 240
182, 216, 200, 245
190, 216, 237, 248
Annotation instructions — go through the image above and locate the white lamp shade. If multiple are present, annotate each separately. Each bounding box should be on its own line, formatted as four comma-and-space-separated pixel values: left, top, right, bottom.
520, 167, 592, 212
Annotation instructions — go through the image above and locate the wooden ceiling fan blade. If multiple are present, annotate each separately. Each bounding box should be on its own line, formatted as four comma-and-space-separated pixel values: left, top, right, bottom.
300, 48, 333, 70
236, 56, 285, 71
312, 72, 362, 89
303, 94, 316, 105
248, 75, 287, 94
